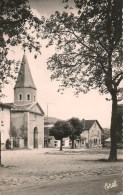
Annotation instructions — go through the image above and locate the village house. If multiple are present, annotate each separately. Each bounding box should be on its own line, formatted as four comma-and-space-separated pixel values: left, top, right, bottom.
0, 102, 11, 149
80, 120, 103, 148
44, 117, 59, 147
45, 118, 103, 149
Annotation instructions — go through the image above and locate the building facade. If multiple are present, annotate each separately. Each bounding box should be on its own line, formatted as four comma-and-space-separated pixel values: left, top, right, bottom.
0, 103, 11, 149
9, 54, 44, 149
81, 120, 103, 148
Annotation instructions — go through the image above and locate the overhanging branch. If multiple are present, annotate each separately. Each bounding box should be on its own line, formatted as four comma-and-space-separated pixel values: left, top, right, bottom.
115, 74, 123, 86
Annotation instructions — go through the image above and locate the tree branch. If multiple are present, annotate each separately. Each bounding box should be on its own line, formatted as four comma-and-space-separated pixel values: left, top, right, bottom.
115, 74, 123, 86
0, 18, 25, 25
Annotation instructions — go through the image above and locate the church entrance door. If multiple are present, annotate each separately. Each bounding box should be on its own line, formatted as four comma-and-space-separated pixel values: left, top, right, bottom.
34, 127, 38, 148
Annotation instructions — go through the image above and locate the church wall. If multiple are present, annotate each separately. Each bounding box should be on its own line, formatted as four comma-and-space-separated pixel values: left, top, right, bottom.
28, 112, 44, 149
0, 106, 10, 149
10, 112, 28, 147
14, 87, 37, 105
10, 112, 24, 136
10, 54, 44, 149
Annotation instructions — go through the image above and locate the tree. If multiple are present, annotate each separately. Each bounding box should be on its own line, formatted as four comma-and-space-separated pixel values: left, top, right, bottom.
0, 0, 43, 96
68, 117, 83, 149
103, 128, 110, 139
49, 120, 72, 150
101, 128, 110, 147
43, 0, 122, 161
115, 105, 123, 144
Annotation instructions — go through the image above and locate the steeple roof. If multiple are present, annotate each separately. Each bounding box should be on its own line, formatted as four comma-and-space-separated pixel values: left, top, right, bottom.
14, 54, 36, 89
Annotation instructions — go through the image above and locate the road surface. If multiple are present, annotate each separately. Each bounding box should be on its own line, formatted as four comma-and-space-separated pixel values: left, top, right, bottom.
0, 173, 122, 195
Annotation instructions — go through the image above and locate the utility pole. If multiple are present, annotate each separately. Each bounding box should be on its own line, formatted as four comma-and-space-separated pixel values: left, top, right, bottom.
46, 102, 53, 121
46, 103, 49, 147
46, 103, 48, 120
46, 103, 52, 147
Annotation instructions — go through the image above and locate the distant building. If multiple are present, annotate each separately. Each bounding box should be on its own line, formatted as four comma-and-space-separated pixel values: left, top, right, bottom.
81, 120, 103, 148
53, 137, 70, 148
0, 103, 11, 149
46, 118, 103, 149
44, 117, 59, 147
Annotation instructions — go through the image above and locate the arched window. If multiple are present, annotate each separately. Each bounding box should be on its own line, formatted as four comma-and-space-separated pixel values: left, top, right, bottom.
27, 94, 31, 101
19, 93, 22, 101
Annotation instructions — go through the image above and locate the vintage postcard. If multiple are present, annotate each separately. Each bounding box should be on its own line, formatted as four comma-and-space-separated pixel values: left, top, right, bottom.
0, 0, 122, 194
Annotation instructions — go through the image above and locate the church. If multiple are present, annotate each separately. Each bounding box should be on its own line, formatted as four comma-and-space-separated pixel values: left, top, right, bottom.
1, 54, 45, 149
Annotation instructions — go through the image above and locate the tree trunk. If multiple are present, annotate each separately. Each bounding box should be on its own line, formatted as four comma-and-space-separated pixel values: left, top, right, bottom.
0, 130, 3, 167
0, 130, 1, 166
60, 138, 63, 151
108, 94, 118, 161
71, 139, 74, 149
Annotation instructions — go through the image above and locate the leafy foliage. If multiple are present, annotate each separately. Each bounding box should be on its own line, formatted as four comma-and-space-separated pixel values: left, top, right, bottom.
50, 120, 72, 140
50, 120, 72, 150
43, 0, 122, 96
49, 118, 83, 149
68, 117, 83, 148
43, 0, 122, 160
0, 0, 44, 96
68, 117, 83, 135
103, 128, 110, 140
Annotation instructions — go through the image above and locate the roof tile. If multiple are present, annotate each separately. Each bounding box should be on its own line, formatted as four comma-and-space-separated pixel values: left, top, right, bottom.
14, 54, 36, 89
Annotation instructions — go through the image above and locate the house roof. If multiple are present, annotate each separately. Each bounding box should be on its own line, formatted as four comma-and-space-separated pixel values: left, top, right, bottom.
0, 102, 12, 109
7, 102, 44, 115
80, 135, 87, 140
82, 120, 103, 131
44, 117, 60, 124
14, 54, 36, 90
8, 102, 32, 111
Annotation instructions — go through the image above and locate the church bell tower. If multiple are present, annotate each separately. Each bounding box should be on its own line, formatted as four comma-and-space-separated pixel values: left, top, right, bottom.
14, 54, 37, 105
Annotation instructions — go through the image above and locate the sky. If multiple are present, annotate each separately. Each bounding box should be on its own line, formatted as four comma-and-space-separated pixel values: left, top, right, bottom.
2, 0, 114, 128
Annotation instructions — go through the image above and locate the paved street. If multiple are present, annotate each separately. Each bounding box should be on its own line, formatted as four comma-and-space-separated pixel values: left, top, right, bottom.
0, 173, 122, 195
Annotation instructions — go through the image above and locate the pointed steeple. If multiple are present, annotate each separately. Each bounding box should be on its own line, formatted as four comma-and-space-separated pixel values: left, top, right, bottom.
15, 54, 36, 89
14, 54, 37, 105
